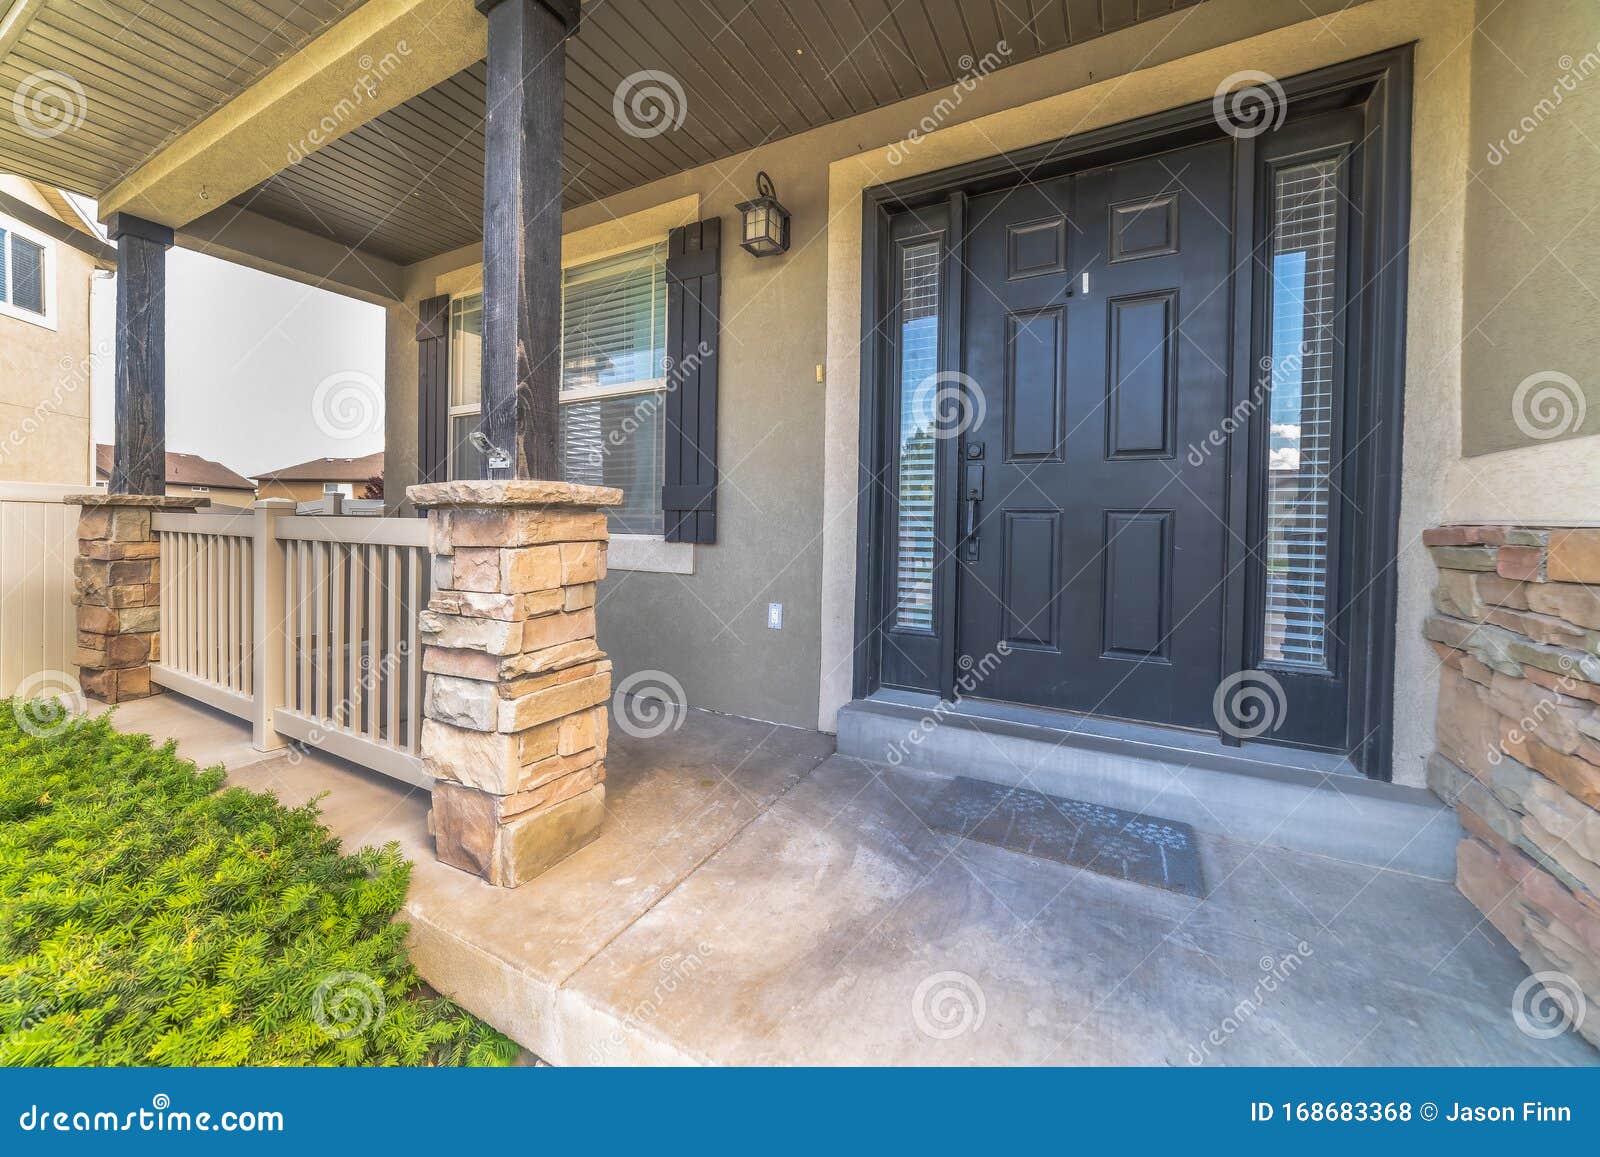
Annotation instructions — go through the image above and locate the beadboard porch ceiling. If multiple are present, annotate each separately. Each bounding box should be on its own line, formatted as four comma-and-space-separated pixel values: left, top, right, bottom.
0, 0, 1201, 266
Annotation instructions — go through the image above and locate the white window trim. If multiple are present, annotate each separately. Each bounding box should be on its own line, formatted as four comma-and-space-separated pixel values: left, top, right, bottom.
0, 211, 58, 331
608, 533, 695, 574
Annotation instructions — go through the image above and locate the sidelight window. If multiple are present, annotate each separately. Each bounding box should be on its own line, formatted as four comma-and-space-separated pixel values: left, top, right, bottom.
892, 240, 942, 631
1262, 158, 1342, 670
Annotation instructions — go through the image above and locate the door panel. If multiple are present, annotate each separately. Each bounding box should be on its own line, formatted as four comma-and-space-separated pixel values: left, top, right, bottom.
956, 137, 1236, 729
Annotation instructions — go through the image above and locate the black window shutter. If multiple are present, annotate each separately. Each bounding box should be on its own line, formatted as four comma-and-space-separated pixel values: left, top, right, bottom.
662, 218, 720, 544
416, 294, 451, 484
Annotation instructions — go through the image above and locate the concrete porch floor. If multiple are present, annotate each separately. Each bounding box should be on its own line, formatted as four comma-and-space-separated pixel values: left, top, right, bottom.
91, 693, 1595, 1066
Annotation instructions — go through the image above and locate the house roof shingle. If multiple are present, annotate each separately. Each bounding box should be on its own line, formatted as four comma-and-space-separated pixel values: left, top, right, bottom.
94, 444, 255, 491
254, 451, 383, 484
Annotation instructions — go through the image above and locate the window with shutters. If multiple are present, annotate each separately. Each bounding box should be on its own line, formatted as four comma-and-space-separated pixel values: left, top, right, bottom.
892, 239, 942, 632
447, 242, 668, 535
1262, 158, 1341, 670
0, 214, 55, 329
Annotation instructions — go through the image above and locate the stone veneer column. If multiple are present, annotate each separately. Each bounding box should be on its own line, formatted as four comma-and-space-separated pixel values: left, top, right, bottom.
69, 493, 207, 703
1424, 524, 1600, 1050
410, 479, 621, 888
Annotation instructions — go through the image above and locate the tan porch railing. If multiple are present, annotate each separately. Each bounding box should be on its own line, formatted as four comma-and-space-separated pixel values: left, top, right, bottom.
151, 502, 432, 787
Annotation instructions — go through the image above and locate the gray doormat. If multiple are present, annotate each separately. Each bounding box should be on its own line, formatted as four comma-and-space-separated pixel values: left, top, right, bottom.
921, 777, 1205, 898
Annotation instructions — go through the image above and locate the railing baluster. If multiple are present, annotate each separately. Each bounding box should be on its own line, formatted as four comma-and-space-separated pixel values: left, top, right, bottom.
407, 546, 421, 752
366, 543, 380, 741
385, 546, 400, 746
327, 542, 342, 725
348, 545, 362, 736
298, 540, 311, 715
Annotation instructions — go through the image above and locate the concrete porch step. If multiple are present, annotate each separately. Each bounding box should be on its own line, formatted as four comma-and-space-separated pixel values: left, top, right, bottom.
836, 693, 1461, 880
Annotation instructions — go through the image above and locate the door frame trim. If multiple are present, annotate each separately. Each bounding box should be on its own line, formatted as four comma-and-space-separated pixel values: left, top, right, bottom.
853, 45, 1413, 778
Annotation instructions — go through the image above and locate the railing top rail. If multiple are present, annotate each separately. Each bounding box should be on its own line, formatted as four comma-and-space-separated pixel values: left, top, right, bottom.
276, 514, 428, 548
152, 510, 255, 536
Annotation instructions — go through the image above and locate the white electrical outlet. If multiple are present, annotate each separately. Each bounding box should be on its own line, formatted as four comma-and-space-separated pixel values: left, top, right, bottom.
767, 602, 783, 629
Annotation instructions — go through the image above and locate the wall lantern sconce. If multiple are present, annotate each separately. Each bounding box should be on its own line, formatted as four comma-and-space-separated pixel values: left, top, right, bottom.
736, 171, 791, 257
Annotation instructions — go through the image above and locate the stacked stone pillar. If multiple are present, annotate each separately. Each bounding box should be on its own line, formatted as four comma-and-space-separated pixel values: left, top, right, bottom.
410, 480, 621, 888
70, 493, 207, 703
1424, 524, 1600, 1050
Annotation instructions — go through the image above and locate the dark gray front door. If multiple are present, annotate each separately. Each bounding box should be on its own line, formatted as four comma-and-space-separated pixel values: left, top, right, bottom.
955, 137, 1236, 729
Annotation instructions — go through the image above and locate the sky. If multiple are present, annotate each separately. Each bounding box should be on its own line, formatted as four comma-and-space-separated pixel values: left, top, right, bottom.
90, 247, 387, 478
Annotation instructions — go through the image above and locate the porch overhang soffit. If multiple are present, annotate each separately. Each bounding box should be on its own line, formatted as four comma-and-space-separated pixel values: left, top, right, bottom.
98, 0, 489, 229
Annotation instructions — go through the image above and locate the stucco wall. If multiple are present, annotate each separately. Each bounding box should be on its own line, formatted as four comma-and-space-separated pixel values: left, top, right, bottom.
0, 176, 96, 485
1457, 0, 1600, 462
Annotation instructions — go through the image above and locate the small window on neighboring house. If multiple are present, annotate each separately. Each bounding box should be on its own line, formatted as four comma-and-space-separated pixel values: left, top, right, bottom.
0, 217, 54, 326
447, 243, 668, 535
190, 486, 209, 494
323, 482, 342, 494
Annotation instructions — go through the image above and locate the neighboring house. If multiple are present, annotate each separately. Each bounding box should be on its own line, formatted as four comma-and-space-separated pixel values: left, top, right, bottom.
0, 174, 113, 484
254, 451, 383, 504
93, 444, 256, 509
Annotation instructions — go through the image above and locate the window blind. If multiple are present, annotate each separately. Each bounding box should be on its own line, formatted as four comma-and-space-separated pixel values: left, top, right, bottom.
894, 241, 942, 632
1263, 159, 1341, 670
561, 244, 666, 391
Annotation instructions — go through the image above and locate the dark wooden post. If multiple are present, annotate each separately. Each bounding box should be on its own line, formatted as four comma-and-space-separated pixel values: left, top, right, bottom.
476, 0, 579, 481
104, 213, 173, 496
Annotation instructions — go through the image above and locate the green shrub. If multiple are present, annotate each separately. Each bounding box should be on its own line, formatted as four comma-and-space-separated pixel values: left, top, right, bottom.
0, 703, 517, 1066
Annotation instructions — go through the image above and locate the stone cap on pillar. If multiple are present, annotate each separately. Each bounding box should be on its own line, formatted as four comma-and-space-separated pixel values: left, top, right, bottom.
408, 480, 623, 509
67, 493, 211, 509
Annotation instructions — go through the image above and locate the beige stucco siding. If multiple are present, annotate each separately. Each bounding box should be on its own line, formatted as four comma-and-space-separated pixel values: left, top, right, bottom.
1448, 0, 1600, 490
0, 176, 96, 486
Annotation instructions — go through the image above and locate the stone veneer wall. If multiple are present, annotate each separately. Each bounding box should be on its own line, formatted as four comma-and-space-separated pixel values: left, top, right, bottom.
411, 480, 620, 888
1424, 524, 1600, 1048
71, 494, 206, 703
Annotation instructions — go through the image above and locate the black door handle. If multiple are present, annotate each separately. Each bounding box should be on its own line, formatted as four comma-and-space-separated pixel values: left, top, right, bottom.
961, 462, 985, 560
